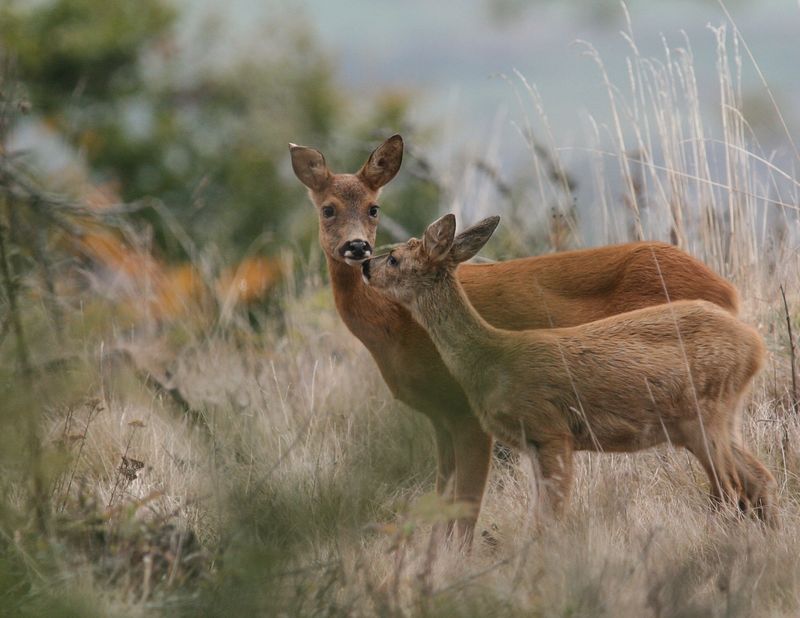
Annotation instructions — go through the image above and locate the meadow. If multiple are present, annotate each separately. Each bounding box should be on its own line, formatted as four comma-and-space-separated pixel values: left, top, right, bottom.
2, 13, 800, 617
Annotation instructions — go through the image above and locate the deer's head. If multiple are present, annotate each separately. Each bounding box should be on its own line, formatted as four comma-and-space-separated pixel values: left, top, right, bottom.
362, 214, 500, 306
290, 135, 404, 265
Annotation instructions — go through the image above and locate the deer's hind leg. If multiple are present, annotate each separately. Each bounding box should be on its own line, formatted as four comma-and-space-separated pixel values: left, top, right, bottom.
732, 443, 779, 528
682, 419, 743, 515
530, 434, 575, 519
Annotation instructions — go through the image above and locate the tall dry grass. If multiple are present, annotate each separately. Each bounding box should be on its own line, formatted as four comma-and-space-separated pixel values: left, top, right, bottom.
2, 8, 800, 617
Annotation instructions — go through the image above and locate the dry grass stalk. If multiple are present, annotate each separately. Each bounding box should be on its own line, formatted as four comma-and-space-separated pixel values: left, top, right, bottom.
780, 284, 799, 412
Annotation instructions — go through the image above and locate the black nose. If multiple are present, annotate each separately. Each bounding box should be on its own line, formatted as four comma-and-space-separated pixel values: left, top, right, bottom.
341, 239, 371, 260
361, 260, 371, 279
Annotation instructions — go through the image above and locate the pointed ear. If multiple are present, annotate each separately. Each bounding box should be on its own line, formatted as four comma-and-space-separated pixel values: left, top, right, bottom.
289, 143, 332, 192
357, 134, 403, 191
450, 216, 500, 263
422, 214, 457, 262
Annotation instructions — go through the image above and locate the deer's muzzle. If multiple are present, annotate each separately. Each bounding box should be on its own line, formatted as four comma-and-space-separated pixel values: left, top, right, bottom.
340, 239, 372, 262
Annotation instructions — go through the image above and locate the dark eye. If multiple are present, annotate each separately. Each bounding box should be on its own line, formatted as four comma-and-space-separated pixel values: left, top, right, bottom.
321, 205, 335, 219
368, 204, 380, 218
388, 254, 398, 267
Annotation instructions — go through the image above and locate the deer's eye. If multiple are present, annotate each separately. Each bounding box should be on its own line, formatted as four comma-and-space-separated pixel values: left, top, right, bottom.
368, 205, 380, 218
388, 254, 398, 267
321, 205, 335, 219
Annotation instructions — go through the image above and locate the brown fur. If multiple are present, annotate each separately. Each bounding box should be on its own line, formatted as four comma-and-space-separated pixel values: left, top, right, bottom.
290, 136, 743, 545
460, 241, 739, 329
364, 214, 778, 527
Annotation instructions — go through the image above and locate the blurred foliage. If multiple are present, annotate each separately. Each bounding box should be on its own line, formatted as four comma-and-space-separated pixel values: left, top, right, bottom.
0, 0, 333, 258
484, 0, 744, 27
0, 0, 441, 263
0, 0, 174, 107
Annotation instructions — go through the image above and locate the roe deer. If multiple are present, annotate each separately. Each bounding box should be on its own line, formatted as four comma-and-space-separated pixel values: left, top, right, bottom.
362, 214, 777, 526
289, 135, 741, 544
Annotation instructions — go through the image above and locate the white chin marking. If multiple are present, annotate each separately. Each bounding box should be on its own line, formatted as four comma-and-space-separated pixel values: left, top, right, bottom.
344, 255, 370, 266
362, 274, 370, 286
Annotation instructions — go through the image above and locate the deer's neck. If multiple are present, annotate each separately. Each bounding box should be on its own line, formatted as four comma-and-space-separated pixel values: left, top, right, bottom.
326, 255, 406, 341
410, 272, 499, 377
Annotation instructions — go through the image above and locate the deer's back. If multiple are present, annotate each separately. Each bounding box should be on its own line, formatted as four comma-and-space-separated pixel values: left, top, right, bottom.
546, 300, 763, 386
478, 300, 763, 451
458, 241, 738, 330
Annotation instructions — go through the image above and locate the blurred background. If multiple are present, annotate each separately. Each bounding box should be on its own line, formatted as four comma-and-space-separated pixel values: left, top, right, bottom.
3, 0, 798, 283
2, 2, 800, 615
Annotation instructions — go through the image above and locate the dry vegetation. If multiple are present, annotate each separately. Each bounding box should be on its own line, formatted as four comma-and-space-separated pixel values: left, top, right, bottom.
3, 14, 800, 618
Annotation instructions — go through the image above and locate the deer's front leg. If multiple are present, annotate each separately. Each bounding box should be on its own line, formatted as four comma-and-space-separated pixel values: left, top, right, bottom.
430, 417, 456, 497
450, 416, 493, 548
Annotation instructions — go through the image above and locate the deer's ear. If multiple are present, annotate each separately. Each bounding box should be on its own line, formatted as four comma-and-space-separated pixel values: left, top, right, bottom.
450, 216, 500, 263
289, 143, 332, 192
422, 214, 457, 262
357, 134, 403, 191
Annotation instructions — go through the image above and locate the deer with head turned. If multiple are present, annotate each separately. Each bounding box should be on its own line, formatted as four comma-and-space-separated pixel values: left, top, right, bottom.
362, 214, 777, 526
289, 135, 742, 545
